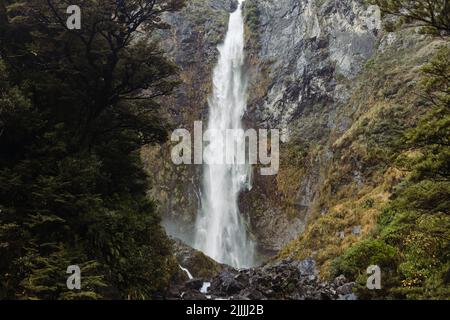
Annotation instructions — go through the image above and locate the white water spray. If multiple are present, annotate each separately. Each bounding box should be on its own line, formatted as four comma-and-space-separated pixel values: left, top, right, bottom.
179, 265, 193, 280
194, 0, 255, 268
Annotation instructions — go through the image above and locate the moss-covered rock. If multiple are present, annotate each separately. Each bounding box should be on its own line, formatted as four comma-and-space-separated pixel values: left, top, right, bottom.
172, 238, 224, 279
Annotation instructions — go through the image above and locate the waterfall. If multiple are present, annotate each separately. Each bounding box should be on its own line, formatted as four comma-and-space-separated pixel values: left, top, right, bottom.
194, 0, 255, 269
179, 265, 193, 280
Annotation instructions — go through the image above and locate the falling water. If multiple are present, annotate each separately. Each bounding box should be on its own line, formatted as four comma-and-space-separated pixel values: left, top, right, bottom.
179, 265, 193, 280
194, 0, 255, 268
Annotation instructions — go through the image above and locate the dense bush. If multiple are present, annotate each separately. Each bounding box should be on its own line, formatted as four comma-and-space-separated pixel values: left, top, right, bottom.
0, 0, 185, 299
333, 47, 450, 300
373, 0, 450, 34
244, 0, 260, 32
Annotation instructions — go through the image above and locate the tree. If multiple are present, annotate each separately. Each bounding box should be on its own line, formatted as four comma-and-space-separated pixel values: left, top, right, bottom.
373, 0, 450, 34
0, 0, 185, 299
1, 0, 185, 149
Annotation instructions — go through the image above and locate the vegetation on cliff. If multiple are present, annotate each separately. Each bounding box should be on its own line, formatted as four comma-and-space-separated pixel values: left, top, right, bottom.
1, 0, 447, 301
329, 1, 450, 300
332, 45, 449, 300
373, 0, 450, 34
277, 2, 449, 299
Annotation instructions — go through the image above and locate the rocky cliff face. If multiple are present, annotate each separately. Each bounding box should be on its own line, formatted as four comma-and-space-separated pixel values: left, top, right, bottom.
241, 0, 382, 252
142, 0, 238, 246
143, 0, 441, 273
243, 0, 442, 274
246, 0, 381, 136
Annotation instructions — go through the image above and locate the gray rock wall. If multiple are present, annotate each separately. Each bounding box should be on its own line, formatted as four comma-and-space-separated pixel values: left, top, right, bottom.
146, 0, 387, 256
247, 0, 381, 139
241, 0, 382, 252
143, 0, 238, 246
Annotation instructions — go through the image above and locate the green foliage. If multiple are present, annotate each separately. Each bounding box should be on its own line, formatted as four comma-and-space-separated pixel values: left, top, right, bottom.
332, 239, 401, 299
333, 46, 450, 299
243, 0, 262, 51
18, 245, 106, 300
362, 198, 375, 209
333, 239, 399, 278
364, 58, 376, 70
372, 0, 450, 34
182, 0, 229, 45
244, 0, 260, 33
0, 0, 185, 299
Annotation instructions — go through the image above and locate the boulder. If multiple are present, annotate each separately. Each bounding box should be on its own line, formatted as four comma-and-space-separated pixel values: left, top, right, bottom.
297, 258, 317, 276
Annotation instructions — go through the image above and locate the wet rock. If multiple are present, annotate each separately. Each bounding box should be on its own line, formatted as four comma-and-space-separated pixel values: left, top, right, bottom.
185, 279, 204, 291
172, 238, 224, 279
339, 293, 358, 300
212, 269, 244, 295
336, 282, 355, 296
171, 255, 357, 300
297, 258, 317, 276
241, 288, 266, 300
352, 225, 362, 236
334, 274, 348, 286
181, 291, 208, 300
234, 272, 250, 285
